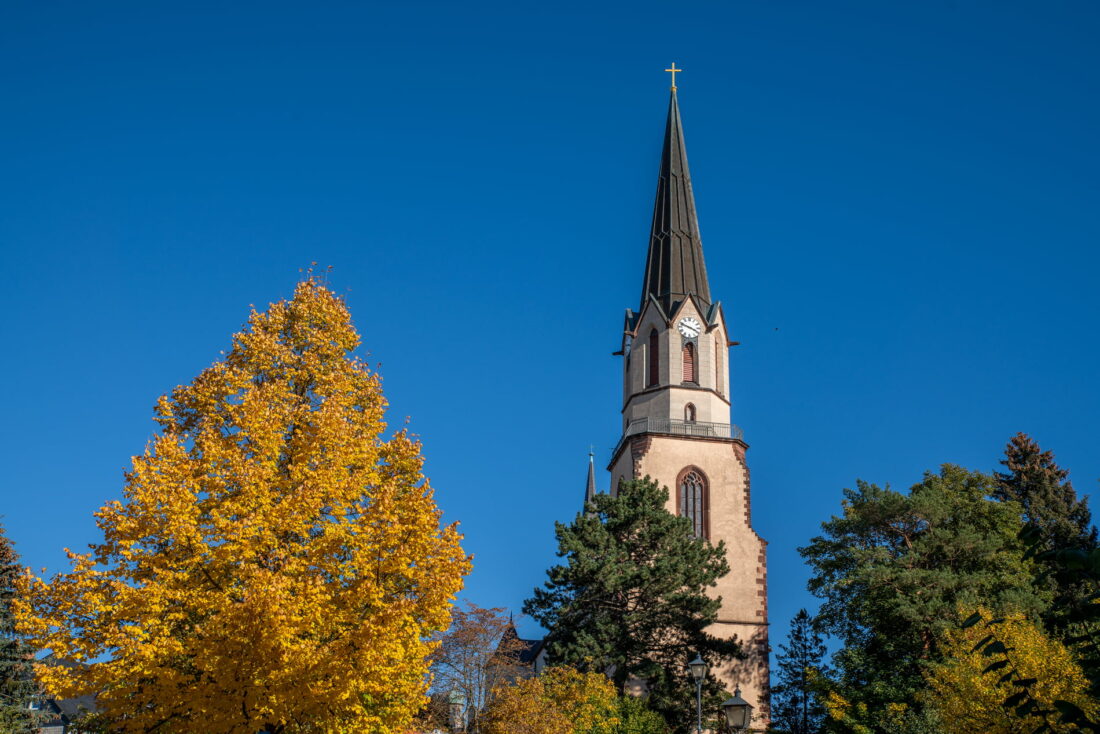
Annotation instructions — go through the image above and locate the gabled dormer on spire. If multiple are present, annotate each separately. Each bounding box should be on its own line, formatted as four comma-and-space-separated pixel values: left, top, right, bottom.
640, 89, 711, 316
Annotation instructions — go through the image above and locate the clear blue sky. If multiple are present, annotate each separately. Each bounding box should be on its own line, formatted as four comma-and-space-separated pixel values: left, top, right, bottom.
3, 0, 1099, 665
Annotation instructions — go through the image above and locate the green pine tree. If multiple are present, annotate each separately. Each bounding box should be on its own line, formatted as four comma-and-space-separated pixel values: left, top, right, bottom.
770, 609, 827, 734
994, 432, 1096, 553
994, 434, 1097, 632
0, 523, 36, 733
799, 464, 1047, 732
522, 477, 739, 731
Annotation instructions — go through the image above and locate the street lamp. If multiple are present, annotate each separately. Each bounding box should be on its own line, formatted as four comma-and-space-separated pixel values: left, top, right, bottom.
688, 655, 707, 734
447, 688, 467, 733
721, 688, 753, 733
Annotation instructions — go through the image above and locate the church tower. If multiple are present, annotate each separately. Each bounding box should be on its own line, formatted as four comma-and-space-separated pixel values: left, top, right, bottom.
607, 84, 770, 724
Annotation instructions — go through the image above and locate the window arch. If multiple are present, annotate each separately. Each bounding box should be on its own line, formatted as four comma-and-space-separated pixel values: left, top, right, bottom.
682, 342, 696, 383
684, 403, 696, 423
647, 329, 659, 387
678, 468, 708, 539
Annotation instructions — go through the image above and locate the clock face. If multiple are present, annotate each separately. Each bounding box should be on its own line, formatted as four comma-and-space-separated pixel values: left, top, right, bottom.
677, 317, 702, 338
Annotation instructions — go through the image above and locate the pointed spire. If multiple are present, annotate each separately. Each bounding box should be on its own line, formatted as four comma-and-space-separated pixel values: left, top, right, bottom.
640, 88, 711, 314
583, 449, 597, 511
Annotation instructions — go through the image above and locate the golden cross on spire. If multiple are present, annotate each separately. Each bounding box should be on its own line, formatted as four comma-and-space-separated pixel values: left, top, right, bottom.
665, 62, 683, 90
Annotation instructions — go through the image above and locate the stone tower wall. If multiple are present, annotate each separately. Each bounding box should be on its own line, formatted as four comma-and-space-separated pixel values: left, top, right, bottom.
609, 433, 770, 728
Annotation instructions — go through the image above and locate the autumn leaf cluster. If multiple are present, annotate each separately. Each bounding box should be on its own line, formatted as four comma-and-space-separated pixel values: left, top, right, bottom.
923, 608, 1095, 733
481, 667, 621, 734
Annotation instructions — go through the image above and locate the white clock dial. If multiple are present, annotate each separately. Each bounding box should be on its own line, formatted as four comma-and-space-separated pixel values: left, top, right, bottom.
677, 317, 702, 338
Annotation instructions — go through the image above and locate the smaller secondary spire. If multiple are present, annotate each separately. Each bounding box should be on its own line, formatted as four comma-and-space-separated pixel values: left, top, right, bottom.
583, 449, 597, 511
665, 62, 683, 91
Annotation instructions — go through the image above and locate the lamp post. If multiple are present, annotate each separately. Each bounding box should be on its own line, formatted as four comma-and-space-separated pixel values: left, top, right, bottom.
720, 688, 753, 733
688, 654, 707, 734
447, 688, 467, 733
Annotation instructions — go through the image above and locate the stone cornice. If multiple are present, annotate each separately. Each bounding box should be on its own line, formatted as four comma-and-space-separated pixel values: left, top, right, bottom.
606, 431, 748, 473
620, 382, 731, 414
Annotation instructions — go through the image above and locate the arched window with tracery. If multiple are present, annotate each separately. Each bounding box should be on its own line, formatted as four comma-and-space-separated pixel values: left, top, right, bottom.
682, 342, 695, 383
678, 469, 708, 539
684, 403, 696, 423
647, 329, 659, 387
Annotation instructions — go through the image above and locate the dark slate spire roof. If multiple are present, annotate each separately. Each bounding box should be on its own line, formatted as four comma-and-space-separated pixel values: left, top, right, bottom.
640, 89, 711, 315
496, 620, 544, 665
584, 451, 597, 511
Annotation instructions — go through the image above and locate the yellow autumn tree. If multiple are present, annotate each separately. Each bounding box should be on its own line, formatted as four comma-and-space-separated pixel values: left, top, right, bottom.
922, 608, 1096, 734
15, 278, 470, 734
481, 667, 620, 734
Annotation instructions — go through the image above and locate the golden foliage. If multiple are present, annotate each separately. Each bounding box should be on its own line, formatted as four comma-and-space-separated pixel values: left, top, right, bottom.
820, 687, 876, 734
15, 279, 470, 734
482, 667, 620, 734
923, 608, 1095, 734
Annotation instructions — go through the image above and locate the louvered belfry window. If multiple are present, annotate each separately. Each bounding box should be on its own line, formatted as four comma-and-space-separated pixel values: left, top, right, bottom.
680, 470, 707, 538
715, 336, 723, 395
648, 329, 659, 387
682, 342, 696, 383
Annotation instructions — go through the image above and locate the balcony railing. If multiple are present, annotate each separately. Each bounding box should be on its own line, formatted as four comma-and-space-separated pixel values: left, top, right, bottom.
623, 417, 743, 441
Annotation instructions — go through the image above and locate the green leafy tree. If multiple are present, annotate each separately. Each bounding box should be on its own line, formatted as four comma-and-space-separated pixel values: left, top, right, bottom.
800, 464, 1047, 731
0, 523, 36, 733
523, 477, 739, 730
614, 695, 667, 734
771, 609, 827, 734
